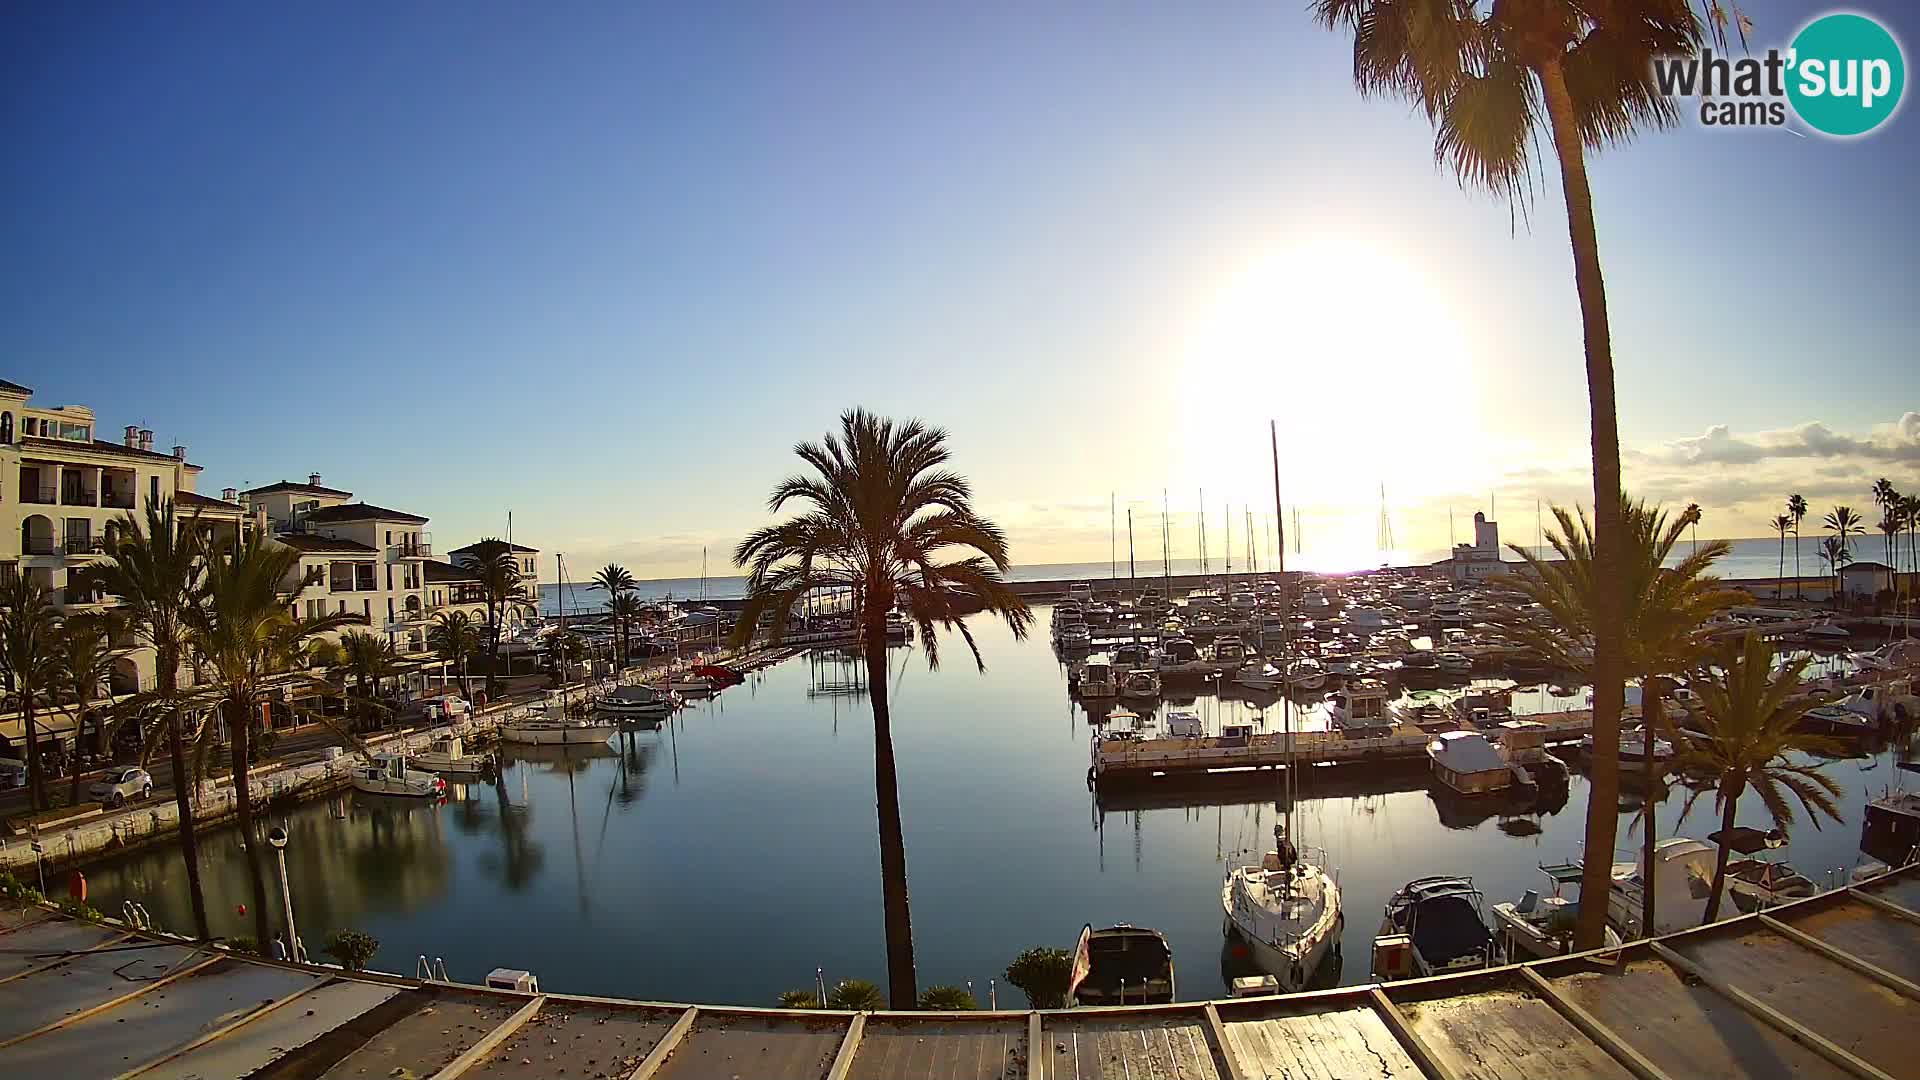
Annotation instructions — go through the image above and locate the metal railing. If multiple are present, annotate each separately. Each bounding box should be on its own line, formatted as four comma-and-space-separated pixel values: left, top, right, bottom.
61, 489, 99, 507
20, 486, 57, 505
63, 537, 106, 556
390, 540, 433, 559
21, 537, 57, 555
101, 491, 136, 509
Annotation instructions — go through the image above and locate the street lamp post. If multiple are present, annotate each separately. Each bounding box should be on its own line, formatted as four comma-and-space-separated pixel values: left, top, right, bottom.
266, 825, 302, 962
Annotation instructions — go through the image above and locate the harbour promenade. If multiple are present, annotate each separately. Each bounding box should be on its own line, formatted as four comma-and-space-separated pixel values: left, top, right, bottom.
0, 862, 1914, 1078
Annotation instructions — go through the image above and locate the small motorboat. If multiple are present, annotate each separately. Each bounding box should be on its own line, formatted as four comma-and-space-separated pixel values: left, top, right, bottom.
1579, 728, 1674, 772
1209, 636, 1250, 667
1800, 703, 1878, 736
1068, 924, 1176, 1006
596, 684, 680, 722
1492, 863, 1624, 960
1713, 826, 1819, 913
1234, 662, 1285, 691
692, 663, 746, 685
1435, 651, 1473, 676
1329, 679, 1394, 738
1286, 658, 1326, 691
350, 753, 446, 798
1372, 877, 1498, 980
411, 736, 492, 778
1164, 708, 1203, 736
668, 674, 720, 696
1120, 668, 1162, 699
1074, 654, 1119, 698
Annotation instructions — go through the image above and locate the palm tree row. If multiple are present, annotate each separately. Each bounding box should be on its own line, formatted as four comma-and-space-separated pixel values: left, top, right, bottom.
1, 500, 356, 944
1778, 480, 1919, 607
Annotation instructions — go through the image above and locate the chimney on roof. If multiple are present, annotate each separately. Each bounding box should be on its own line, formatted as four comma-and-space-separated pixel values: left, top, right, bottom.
309, 472, 322, 487
172, 444, 186, 461
221, 487, 238, 502
138, 429, 153, 452
124, 425, 138, 447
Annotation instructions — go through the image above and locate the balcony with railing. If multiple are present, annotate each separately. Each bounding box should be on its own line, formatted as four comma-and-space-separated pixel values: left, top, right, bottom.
62, 537, 107, 558
389, 536, 433, 560
20, 484, 57, 505
101, 486, 136, 510
60, 484, 99, 507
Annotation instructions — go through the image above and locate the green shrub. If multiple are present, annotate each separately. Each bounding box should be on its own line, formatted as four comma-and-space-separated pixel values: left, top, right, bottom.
777, 989, 821, 1009
56, 898, 105, 923
226, 936, 260, 956
1005, 947, 1072, 1009
917, 985, 977, 1010
825, 978, 885, 1010
322, 929, 380, 971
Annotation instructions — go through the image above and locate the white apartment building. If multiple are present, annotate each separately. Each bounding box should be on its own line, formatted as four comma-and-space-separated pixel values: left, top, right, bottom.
241, 476, 435, 655
434, 540, 542, 632
0, 379, 247, 702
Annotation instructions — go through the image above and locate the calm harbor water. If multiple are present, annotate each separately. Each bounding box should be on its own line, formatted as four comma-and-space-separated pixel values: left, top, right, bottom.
82, 604, 1912, 1005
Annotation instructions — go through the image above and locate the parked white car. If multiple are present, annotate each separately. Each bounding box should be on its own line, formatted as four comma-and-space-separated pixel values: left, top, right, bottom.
89, 767, 153, 807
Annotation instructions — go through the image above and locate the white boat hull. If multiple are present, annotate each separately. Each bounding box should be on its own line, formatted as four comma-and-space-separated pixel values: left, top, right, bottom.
412, 755, 489, 777
501, 723, 616, 746
351, 777, 442, 797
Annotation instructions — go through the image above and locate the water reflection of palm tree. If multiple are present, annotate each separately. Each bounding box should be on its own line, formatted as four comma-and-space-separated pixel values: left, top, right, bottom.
482, 767, 545, 891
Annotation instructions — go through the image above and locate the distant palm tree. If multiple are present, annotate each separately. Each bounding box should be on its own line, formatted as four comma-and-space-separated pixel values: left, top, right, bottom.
1903, 494, 1920, 591
50, 612, 128, 808
1878, 511, 1902, 600
593, 564, 637, 665
0, 574, 59, 811
1871, 478, 1899, 567
607, 591, 645, 668
1769, 514, 1793, 600
457, 539, 524, 696
339, 630, 398, 727
188, 533, 351, 946
99, 499, 211, 939
733, 409, 1032, 1006
428, 611, 481, 699
1681, 502, 1702, 557
1787, 493, 1809, 601
1673, 635, 1842, 923
1820, 536, 1853, 609
1824, 506, 1865, 605
1308, 0, 1718, 951
1486, 492, 1740, 938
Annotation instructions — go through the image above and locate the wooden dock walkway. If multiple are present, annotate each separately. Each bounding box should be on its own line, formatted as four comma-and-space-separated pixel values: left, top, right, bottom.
2, 863, 1915, 1079
1091, 710, 1597, 785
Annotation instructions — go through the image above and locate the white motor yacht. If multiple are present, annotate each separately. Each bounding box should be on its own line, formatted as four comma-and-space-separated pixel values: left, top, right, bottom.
1074, 654, 1119, 698
1120, 668, 1162, 699
1329, 678, 1393, 737
1426, 731, 1522, 796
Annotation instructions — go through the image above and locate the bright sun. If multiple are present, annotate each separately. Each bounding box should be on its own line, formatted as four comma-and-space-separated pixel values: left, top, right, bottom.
1174, 242, 1481, 549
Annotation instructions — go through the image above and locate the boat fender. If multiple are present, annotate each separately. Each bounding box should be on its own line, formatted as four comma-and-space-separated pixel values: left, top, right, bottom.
1086, 767, 1095, 791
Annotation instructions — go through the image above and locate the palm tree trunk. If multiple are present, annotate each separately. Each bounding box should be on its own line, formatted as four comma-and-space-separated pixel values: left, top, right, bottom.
1703, 782, 1742, 924
1793, 527, 1802, 600
164, 699, 212, 939
1540, 58, 1627, 953
23, 694, 45, 812
69, 707, 87, 809
1640, 681, 1664, 937
863, 607, 917, 1008
1777, 532, 1785, 599
226, 696, 273, 948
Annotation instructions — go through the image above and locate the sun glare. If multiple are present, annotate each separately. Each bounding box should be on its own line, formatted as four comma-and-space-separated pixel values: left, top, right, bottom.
1174, 243, 1482, 527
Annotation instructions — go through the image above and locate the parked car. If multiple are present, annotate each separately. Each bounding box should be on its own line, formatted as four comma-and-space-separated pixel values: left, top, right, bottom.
89, 766, 153, 807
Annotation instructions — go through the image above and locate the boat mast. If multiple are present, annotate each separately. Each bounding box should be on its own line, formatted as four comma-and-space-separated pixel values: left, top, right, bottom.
1161, 489, 1171, 587
1127, 508, 1136, 585
1198, 489, 1207, 581
1225, 501, 1232, 585
1110, 492, 1116, 581
1270, 421, 1294, 877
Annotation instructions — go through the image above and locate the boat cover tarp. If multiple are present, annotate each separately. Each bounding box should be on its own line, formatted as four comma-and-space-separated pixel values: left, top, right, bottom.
1405, 895, 1492, 966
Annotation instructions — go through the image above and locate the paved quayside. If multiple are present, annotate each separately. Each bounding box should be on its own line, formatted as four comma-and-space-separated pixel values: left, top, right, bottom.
1, 863, 1917, 1079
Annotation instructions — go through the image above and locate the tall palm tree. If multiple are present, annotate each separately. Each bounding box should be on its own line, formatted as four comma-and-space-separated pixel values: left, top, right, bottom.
457, 539, 523, 696
188, 533, 351, 947
1878, 510, 1902, 603
1903, 494, 1920, 594
1309, 1, 1720, 949
1769, 514, 1792, 600
1824, 506, 1865, 605
732, 409, 1032, 1006
428, 611, 481, 699
0, 574, 59, 811
1486, 492, 1740, 939
607, 592, 645, 668
1787, 493, 1809, 601
1672, 634, 1842, 923
50, 612, 127, 808
1871, 478, 1899, 566
593, 563, 637, 666
98, 499, 211, 939
1681, 502, 1702, 557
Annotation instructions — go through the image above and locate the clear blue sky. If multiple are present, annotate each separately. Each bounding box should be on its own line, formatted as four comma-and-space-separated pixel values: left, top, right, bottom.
6, 2, 1917, 574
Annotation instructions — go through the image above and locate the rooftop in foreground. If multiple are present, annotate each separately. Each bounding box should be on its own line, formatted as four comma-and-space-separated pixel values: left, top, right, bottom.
0, 863, 1915, 1079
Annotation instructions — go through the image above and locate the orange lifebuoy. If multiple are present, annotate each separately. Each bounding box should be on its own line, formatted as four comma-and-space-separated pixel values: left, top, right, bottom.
68, 870, 86, 903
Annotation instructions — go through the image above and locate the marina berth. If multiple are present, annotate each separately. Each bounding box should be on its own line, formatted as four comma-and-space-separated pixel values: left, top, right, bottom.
349, 753, 446, 798
1371, 876, 1499, 980
1222, 828, 1344, 993
1067, 923, 1176, 1006
1491, 863, 1624, 960
499, 702, 617, 746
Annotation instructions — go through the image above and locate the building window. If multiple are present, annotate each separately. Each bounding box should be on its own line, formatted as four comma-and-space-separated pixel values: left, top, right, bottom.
363, 599, 371, 620
149, 476, 159, 507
